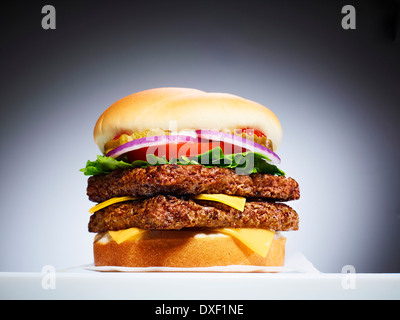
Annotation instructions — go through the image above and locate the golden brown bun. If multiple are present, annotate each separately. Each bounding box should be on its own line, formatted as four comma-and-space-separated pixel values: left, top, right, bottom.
93, 230, 286, 268
94, 87, 282, 153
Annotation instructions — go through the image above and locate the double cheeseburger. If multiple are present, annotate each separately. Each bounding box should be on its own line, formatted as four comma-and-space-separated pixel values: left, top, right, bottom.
81, 87, 300, 268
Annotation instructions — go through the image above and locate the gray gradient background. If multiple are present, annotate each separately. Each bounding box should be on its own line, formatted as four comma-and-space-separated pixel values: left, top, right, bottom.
1, 0, 399, 272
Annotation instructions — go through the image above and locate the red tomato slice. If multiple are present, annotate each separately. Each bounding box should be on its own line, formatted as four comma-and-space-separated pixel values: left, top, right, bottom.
112, 129, 264, 162
126, 141, 247, 162
239, 128, 266, 138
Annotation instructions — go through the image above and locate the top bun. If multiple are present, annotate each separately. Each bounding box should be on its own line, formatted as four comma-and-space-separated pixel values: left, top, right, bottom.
94, 87, 282, 153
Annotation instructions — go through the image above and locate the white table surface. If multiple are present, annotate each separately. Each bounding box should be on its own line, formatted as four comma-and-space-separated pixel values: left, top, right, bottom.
1, 271, 399, 299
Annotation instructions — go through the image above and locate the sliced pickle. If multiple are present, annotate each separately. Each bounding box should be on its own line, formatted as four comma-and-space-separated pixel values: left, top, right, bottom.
104, 134, 133, 155
104, 129, 170, 155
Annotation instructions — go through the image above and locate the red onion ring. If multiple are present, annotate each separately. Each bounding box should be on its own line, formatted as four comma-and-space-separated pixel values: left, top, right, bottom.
195, 129, 281, 164
106, 131, 281, 165
106, 135, 198, 158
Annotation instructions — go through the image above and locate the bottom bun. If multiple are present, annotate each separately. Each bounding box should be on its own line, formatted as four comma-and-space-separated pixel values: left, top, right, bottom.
93, 230, 286, 268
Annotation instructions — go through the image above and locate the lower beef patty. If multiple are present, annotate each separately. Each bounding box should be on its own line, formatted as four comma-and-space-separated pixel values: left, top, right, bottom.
87, 164, 300, 202
88, 195, 299, 233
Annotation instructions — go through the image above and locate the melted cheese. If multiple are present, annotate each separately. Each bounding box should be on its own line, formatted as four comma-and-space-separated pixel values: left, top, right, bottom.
90, 194, 246, 214
192, 194, 246, 211
89, 196, 137, 214
104, 227, 274, 257
108, 228, 146, 244
216, 228, 275, 257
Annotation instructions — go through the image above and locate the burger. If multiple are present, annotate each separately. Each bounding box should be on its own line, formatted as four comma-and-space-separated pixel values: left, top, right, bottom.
81, 87, 300, 268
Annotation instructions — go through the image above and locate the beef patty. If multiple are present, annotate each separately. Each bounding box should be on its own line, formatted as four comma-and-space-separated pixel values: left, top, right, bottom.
87, 164, 300, 203
88, 195, 299, 233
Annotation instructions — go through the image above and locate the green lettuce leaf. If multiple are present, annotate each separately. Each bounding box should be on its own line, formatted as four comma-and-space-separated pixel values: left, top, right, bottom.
79, 147, 285, 176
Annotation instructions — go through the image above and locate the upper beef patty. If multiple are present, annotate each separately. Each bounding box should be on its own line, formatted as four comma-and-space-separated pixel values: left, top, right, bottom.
88, 195, 299, 233
87, 164, 300, 203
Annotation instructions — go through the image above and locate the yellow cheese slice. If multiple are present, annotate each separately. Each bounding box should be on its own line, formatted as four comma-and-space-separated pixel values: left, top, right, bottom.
89, 196, 137, 214
192, 194, 246, 211
108, 228, 147, 244
90, 194, 245, 214
106, 227, 274, 257
216, 228, 275, 257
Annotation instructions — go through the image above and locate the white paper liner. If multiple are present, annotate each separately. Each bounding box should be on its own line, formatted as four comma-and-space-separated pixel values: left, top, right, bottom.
84, 250, 319, 273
